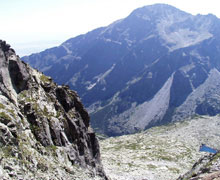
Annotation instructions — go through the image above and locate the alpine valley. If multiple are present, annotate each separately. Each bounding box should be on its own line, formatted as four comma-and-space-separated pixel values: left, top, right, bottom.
23, 4, 220, 137
1, 3, 220, 180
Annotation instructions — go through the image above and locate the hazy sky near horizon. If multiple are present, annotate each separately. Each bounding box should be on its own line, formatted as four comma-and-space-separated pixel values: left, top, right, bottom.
1, 0, 220, 56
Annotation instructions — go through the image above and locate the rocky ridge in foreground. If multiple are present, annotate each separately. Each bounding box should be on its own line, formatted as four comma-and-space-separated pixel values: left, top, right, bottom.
0, 40, 107, 179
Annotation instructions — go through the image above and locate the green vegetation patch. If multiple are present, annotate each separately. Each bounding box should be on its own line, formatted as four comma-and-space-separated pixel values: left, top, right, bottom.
205, 152, 220, 168
2, 145, 13, 157
125, 142, 141, 150
40, 74, 50, 83
168, 167, 180, 174
7, 109, 16, 119
30, 124, 41, 133
46, 145, 58, 152
0, 103, 5, 109
0, 112, 12, 121
18, 90, 32, 102
147, 164, 157, 169
45, 145, 58, 157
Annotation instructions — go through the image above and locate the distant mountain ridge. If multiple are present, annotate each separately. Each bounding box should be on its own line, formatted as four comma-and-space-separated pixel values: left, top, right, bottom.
23, 4, 220, 136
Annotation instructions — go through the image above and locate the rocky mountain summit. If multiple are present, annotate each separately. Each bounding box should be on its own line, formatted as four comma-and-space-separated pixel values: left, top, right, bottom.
0, 40, 107, 179
23, 4, 220, 136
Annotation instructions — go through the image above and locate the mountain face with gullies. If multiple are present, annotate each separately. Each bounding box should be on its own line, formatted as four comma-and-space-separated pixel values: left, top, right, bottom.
23, 3, 220, 136
0, 40, 108, 180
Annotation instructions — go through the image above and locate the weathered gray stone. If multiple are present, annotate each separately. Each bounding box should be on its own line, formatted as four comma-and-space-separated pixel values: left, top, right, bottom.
0, 40, 108, 180
177, 152, 220, 180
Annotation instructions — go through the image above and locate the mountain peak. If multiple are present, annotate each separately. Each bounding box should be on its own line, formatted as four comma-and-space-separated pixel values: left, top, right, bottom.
143, 3, 179, 10
23, 4, 220, 136
129, 3, 190, 20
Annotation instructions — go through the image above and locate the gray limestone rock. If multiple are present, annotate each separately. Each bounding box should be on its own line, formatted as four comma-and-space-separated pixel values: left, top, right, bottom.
0, 40, 108, 180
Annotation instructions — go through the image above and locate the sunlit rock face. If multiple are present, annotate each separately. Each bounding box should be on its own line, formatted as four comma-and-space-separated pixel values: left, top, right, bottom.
0, 40, 108, 180
23, 4, 220, 136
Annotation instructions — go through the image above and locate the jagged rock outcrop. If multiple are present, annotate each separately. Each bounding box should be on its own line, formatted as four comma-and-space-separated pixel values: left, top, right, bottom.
177, 152, 220, 180
0, 40, 107, 179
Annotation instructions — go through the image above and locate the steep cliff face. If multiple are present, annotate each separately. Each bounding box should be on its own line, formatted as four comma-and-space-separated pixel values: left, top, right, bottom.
0, 40, 107, 179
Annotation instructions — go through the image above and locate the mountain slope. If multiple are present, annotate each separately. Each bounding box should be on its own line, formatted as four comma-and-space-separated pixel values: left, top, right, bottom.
177, 152, 220, 180
0, 40, 107, 179
100, 115, 220, 180
23, 4, 220, 136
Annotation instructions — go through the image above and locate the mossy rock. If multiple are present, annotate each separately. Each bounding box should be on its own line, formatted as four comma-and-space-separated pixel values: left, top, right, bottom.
0, 103, 5, 109
40, 74, 50, 83
0, 112, 12, 121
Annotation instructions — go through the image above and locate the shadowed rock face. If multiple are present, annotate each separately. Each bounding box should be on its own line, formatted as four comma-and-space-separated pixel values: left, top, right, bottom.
0, 40, 107, 180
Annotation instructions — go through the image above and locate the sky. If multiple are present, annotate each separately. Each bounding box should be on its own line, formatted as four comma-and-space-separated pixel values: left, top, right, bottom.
1, 0, 220, 56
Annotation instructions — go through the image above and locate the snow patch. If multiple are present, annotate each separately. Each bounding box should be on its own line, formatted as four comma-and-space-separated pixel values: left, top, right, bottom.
87, 91, 121, 114
61, 44, 72, 54
103, 38, 122, 45
69, 72, 81, 86
64, 64, 69, 70
190, 50, 203, 59
141, 34, 155, 42
67, 64, 88, 86
147, 72, 153, 79
87, 101, 102, 114
126, 77, 142, 86
179, 63, 195, 74
41, 66, 52, 72
86, 64, 116, 90
87, 83, 97, 90
120, 28, 136, 46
